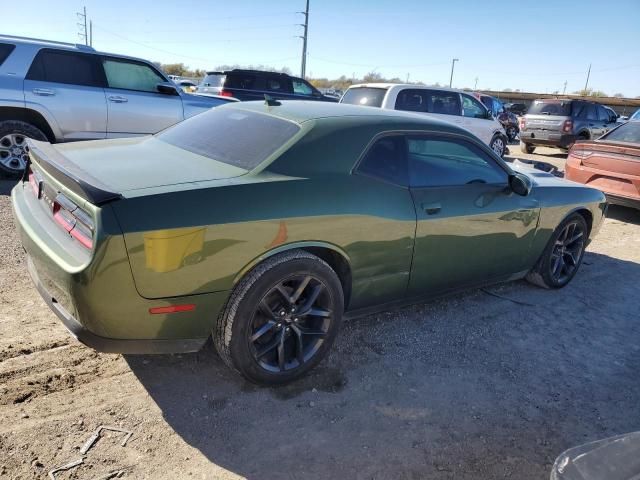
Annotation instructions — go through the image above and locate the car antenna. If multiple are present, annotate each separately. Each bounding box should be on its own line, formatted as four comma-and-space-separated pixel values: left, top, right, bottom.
264, 94, 281, 107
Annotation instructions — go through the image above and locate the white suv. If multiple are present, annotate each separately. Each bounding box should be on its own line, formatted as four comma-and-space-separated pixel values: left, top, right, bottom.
340, 83, 508, 156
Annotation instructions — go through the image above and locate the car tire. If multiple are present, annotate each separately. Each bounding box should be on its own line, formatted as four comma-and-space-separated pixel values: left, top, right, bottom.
490, 134, 507, 157
526, 213, 588, 289
520, 142, 535, 154
0, 120, 48, 177
506, 126, 518, 142
214, 249, 344, 385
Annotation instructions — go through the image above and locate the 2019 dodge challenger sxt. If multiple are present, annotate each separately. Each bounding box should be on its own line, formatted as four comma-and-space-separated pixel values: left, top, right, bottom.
12, 100, 607, 385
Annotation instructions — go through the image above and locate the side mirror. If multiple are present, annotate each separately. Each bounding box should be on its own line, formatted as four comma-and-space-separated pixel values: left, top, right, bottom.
157, 82, 180, 95
509, 173, 532, 196
486, 109, 494, 120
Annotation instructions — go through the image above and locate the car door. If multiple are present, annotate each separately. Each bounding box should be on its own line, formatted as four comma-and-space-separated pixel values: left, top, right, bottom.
405, 134, 539, 297
596, 105, 615, 137
101, 56, 183, 137
461, 93, 495, 144
580, 102, 600, 138
23, 48, 107, 140
264, 75, 295, 100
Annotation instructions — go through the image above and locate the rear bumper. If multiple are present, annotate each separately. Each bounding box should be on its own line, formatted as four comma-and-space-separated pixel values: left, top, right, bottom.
520, 130, 576, 148
605, 194, 640, 210
27, 256, 207, 354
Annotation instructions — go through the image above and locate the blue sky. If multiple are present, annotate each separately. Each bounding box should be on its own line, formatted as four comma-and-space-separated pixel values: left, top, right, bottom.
5, 0, 640, 96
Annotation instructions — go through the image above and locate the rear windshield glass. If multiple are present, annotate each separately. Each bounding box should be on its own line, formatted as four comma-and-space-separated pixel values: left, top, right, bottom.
156, 107, 300, 170
0, 43, 16, 66
341, 87, 387, 107
200, 73, 224, 87
602, 121, 640, 144
528, 100, 572, 116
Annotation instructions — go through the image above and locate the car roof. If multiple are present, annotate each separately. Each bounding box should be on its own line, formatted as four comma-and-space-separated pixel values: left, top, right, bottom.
223, 100, 467, 129
0, 34, 163, 66
348, 83, 466, 94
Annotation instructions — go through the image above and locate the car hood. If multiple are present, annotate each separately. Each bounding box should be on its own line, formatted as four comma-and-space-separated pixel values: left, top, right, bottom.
510, 160, 582, 188
49, 136, 247, 194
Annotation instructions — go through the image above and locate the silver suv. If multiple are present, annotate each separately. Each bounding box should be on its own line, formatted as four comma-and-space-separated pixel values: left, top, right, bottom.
519, 98, 619, 154
0, 35, 232, 175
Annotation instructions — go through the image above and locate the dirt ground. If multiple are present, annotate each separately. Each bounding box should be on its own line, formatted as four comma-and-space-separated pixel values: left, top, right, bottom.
1, 145, 640, 479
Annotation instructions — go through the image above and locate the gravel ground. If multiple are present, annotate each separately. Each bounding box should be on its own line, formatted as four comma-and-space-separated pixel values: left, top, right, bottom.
1, 149, 639, 479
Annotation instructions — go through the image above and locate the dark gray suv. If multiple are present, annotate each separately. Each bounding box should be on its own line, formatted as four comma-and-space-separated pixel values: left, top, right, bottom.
0, 35, 233, 175
519, 99, 618, 154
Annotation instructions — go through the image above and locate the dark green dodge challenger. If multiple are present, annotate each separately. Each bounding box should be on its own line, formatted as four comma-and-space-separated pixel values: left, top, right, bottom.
12, 101, 606, 385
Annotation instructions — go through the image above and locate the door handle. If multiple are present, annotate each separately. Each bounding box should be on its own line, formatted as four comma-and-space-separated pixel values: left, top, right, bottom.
108, 95, 128, 103
32, 88, 55, 96
422, 202, 442, 215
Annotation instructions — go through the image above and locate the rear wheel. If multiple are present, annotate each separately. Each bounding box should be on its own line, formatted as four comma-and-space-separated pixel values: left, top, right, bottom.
0, 120, 48, 177
214, 250, 344, 385
520, 142, 535, 154
526, 213, 588, 289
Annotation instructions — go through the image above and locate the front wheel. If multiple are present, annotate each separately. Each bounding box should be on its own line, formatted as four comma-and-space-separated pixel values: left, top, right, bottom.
214, 250, 344, 385
526, 213, 588, 289
490, 134, 506, 157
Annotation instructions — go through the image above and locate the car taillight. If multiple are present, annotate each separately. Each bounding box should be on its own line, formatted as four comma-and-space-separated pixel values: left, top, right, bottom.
519, 117, 526, 130
562, 120, 573, 134
219, 89, 233, 97
28, 168, 39, 195
52, 193, 94, 249
569, 148, 592, 160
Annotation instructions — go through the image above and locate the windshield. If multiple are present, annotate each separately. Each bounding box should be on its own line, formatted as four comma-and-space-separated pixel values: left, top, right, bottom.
631, 109, 640, 120
528, 100, 572, 116
200, 73, 225, 87
601, 121, 640, 144
341, 87, 387, 107
157, 107, 301, 170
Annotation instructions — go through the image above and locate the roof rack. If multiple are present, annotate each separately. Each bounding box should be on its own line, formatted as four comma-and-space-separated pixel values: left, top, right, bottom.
0, 34, 95, 51
205, 68, 289, 77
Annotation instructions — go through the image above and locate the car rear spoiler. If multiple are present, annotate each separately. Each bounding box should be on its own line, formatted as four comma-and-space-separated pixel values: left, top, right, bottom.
25, 140, 122, 206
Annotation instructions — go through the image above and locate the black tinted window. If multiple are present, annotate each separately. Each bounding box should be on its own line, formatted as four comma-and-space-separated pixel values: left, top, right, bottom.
597, 106, 612, 122
395, 89, 429, 112
528, 100, 572, 116
407, 136, 506, 187
0, 43, 16, 66
157, 107, 300, 170
357, 136, 408, 186
265, 76, 292, 93
225, 74, 256, 89
601, 121, 640, 143
26, 49, 103, 87
341, 87, 387, 107
395, 89, 461, 116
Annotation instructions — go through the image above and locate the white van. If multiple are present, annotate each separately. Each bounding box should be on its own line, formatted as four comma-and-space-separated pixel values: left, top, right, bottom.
340, 83, 508, 156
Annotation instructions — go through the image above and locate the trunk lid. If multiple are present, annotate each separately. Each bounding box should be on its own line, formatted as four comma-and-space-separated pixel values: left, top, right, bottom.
29, 137, 247, 204
524, 114, 567, 132
573, 141, 640, 176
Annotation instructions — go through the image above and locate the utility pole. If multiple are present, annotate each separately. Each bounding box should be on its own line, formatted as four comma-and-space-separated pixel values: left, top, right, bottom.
583, 64, 591, 94
474, 77, 478, 90
89, 20, 93, 47
77, 6, 88, 46
449, 58, 459, 88
297, 0, 310, 78
406, 72, 410, 83
562, 80, 567, 95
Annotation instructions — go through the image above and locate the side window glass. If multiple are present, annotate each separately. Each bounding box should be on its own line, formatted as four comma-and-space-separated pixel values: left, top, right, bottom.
102, 58, 165, 92
357, 136, 408, 186
462, 95, 488, 119
407, 136, 507, 187
292, 79, 314, 95
585, 104, 598, 121
225, 74, 256, 89
266, 77, 293, 93
26, 49, 103, 87
395, 89, 428, 113
0, 43, 16, 66
597, 106, 610, 122
426, 91, 461, 116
